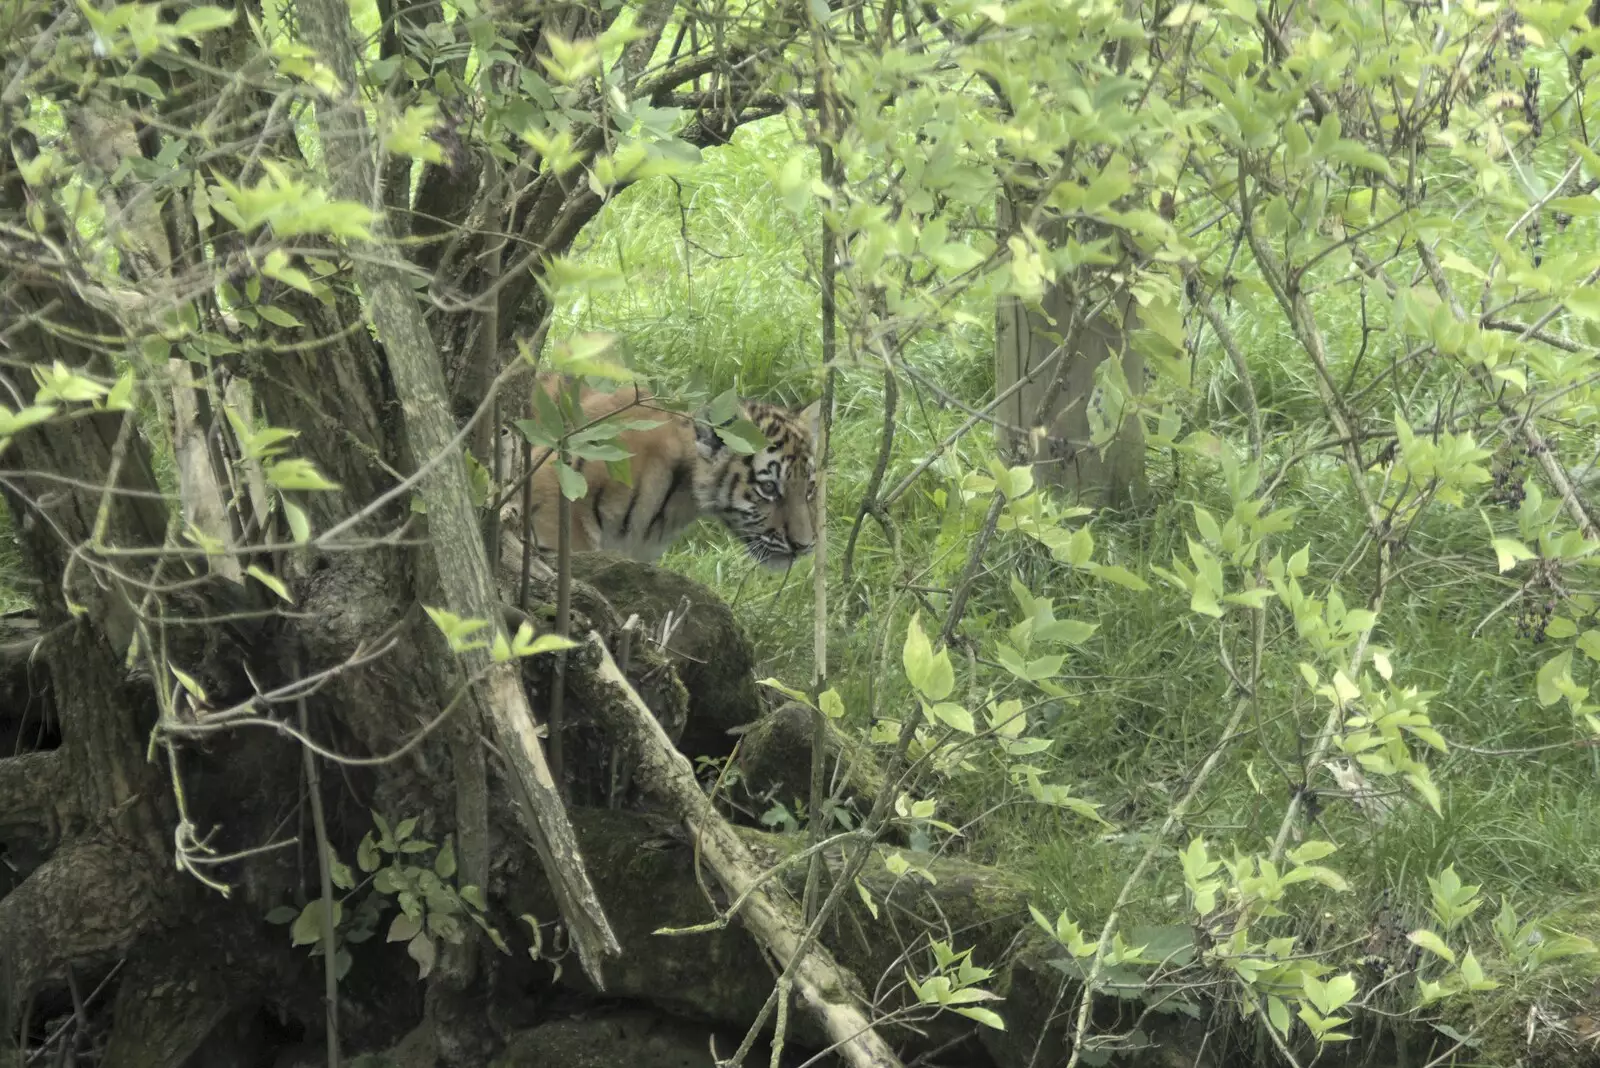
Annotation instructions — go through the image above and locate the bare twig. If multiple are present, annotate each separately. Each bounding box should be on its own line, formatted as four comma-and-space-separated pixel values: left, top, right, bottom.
299, 689, 340, 1068
805, 12, 841, 929
841, 361, 899, 596
580, 635, 904, 1068
940, 490, 1007, 649
552, 435, 573, 800
296, 0, 618, 980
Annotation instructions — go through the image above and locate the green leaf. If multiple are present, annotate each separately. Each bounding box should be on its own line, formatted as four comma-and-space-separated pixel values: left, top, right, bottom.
902, 614, 955, 701
32, 361, 108, 404
1544, 616, 1577, 640
265, 459, 340, 492
1491, 538, 1536, 573
408, 931, 437, 978
547, 332, 631, 380
1536, 649, 1572, 707
715, 417, 767, 455
282, 498, 311, 543
1060, 525, 1094, 567
855, 878, 880, 919
1459, 949, 1497, 991
513, 631, 578, 658
257, 305, 304, 329
0, 404, 58, 438
330, 859, 355, 891
1267, 996, 1292, 1038
1407, 929, 1456, 963
953, 1006, 1007, 1030
556, 461, 588, 500
291, 899, 339, 946
1161, 2, 1207, 26
436, 838, 458, 879
927, 701, 976, 733
265, 905, 300, 925
1089, 564, 1149, 591
930, 241, 987, 273
424, 606, 490, 653
819, 688, 846, 720
1287, 840, 1338, 865
1564, 288, 1600, 321
246, 565, 293, 603
262, 249, 317, 293
384, 908, 416, 940
757, 677, 814, 706
104, 372, 135, 412
174, 5, 236, 37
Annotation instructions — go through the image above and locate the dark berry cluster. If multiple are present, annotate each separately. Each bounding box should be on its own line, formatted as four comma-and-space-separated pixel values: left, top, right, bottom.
1515, 590, 1555, 643
1490, 453, 1527, 509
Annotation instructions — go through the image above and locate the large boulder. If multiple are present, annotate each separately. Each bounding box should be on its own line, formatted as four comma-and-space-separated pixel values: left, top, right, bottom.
568, 552, 761, 761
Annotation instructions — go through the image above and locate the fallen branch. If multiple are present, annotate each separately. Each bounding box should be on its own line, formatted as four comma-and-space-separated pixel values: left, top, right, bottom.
296, 0, 619, 983
573, 632, 906, 1068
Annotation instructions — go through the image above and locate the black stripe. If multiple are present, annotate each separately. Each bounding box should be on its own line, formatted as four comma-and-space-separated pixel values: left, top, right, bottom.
646, 460, 689, 539
591, 481, 606, 537
620, 481, 639, 537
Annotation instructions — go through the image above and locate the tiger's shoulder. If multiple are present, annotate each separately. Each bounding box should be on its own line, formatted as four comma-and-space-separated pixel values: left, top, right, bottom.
500, 379, 701, 562
499, 377, 821, 568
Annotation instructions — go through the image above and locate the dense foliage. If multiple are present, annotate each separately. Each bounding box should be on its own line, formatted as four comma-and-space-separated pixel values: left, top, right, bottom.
6, 0, 1600, 1061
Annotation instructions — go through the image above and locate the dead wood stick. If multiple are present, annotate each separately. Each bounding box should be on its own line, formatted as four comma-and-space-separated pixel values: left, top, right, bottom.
296, 0, 619, 983
576, 632, 905, 1068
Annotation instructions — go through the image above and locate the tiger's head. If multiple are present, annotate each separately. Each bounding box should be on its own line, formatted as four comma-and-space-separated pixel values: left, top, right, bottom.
693, 398, 821, 569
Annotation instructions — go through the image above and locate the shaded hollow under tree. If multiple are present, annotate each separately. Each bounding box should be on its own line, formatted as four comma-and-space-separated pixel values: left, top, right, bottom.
0, 0, 814, 1060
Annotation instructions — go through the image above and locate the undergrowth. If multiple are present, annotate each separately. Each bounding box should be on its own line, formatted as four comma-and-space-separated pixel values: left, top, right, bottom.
554, 117, 1600, 1048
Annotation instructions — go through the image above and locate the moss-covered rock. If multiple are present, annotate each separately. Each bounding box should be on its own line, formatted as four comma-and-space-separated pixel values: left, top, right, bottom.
735, 700, 889, 832
492, 1010, 732, 1068
569, 552, 760, 761
498, 807, 1027, 1061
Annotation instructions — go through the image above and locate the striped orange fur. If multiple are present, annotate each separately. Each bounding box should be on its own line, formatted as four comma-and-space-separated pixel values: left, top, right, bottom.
498, 380, 820, 569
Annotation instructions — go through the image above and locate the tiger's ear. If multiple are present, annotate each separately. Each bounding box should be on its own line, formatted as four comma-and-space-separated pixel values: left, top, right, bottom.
796, 399, 823, 441
694, 419, 724, 460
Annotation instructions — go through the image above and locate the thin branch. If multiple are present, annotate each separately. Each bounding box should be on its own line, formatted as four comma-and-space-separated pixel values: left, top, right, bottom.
299, 687, 341, 1068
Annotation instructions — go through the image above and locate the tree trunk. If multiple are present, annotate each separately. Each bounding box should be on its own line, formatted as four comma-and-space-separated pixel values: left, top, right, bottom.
994, 207, 1147, 509
0, 0, 829, 1060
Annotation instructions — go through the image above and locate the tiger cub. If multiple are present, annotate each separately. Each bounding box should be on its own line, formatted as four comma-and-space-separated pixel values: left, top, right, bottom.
498, 380, 820, 569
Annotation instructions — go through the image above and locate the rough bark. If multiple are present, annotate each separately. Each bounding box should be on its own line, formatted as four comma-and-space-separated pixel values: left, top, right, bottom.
491, 1009, 752, 1068
567, 552, 761, 761
994, 208, 1147, 509
0, 837, 168, 1029
296, 0, 620, 983
503, 806, 1026, 1059
0, 751, 64, 844
500, 810, 1440, 1068
735, 700, 889, 821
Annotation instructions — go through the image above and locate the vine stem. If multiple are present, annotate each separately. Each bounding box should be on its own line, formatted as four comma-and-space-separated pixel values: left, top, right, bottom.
1240, 160, 1392, 866
299, 688, 340, 1068
803, 0, 840, 940
1059, 694, 1254, 1068
552, 438, 572, 801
